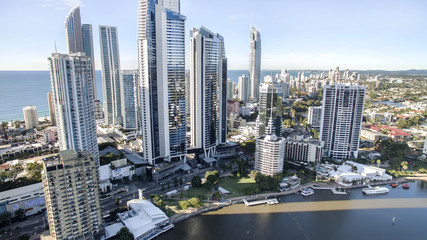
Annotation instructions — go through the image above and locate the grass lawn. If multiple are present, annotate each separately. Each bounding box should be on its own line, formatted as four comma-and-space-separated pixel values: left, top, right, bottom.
218, 177, 257, 198
181, 186, 212, 199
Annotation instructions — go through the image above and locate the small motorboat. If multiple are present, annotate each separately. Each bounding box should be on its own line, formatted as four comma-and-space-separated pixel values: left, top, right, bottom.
301, 188, 314, 197
391, 183, 397, 188
402, 184, 410, 189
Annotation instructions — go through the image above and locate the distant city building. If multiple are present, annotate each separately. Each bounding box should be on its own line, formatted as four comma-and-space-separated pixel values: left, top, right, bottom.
65, 5, 97, 100
137, 0, 187, 165
256, 83, 282, 137
99, 25, 123, 126
23, 105, 38, 130
320, 84, 365, 160
308, 106, 322, 129
48, 52, 99, 166
47, 92, 56, 126
41, 150, 103, 239
284, 135, 323, 164
238, 74, 249, 102
423, 137, 427, 155
249, 25, 261, 100
121, 70, 138, 130
255, 118, 285, 176
94, 99, 104, 120
227, 78, 234, 100
189, 27, 227, 157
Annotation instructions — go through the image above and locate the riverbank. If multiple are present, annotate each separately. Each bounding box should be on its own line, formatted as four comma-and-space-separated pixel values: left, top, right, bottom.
168, 178, 410, 224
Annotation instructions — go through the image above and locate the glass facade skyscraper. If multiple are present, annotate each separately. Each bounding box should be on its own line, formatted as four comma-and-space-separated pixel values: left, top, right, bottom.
249, 26, 261, 100
99, 25, 123, 126
138, 0, 187, 165
121, 70, 138, 130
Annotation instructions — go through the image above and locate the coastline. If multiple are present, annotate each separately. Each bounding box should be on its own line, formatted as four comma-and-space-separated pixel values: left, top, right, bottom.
168, 178, 409, 224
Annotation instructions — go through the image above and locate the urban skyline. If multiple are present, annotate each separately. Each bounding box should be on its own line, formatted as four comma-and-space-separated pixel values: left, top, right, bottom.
1, 0, 427, 70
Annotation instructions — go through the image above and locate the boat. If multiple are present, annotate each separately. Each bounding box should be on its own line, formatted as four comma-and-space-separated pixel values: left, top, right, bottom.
362, 186, 389, 195
402, 184, 410, 189
391, 183, 397, 188
301, 188, 314, 197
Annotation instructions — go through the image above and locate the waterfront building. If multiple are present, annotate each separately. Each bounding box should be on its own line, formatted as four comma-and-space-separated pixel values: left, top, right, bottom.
255, 118, 285, 176
48, 52, 99, 166
104, 199, 173, 239
189, 27, 227, 157
65, 5, 97, 101
23, 105, 39, 130
137, 0, 187, 165
47, 92, 56, 126
249, 24, 261, 100
99, 25, 123, 126
255, 83, 282, 137
238, 74, 249, 102
41, 150, 103, 239
283, 134, 323, 165
121, 70, 138, 130
320, 84, 365, 160
308, 106, 322, 129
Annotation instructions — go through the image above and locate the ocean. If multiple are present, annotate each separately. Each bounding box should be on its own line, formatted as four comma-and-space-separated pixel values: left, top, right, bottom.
0, 69, 323, 123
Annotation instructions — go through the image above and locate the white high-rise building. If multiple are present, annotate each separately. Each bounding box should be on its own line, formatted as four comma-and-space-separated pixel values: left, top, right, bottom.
308, 106, 322, 129
238, 74, 249, 102
227, 78, 233, 100
320, 84, 365, 160
47, 92, 56, 126
137, 0, 187, 165
48, 52, 99, 166
189, 27, 227, 157
23, 106, 39, 130
65, 5, 97, 100
99, 25, 123, 126
249, 25, 261, 100
255, 118, 285, 176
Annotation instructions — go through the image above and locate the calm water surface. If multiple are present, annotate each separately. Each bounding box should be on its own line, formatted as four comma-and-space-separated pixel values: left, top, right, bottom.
158, 181, 427, 240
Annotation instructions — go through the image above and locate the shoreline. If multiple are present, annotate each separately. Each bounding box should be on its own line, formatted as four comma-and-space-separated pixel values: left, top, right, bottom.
168, 178, 410, 224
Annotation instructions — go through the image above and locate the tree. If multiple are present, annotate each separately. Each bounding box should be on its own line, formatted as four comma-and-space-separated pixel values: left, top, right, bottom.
396, 118, 408, 129
188, 197, 203, 208
167, 180, 171, 189
14, 121, 21, 129
115, 227, 134, 240
191, 176, 202, 187
0, 121, 8, 133
173, 178, 178, 188
179, 200, 191, 210
241, 140, 256, 154
205, 170, 220, 185
401, 161, 408, 171
377, 159, 381, 168
179, 177, 183, 186
115, 197, 120, 206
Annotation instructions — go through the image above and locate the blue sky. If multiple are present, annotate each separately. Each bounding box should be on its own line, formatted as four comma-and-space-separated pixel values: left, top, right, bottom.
1, 0, 427, 70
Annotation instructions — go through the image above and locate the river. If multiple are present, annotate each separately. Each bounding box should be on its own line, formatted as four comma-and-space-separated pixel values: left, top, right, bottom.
157, 181, 427, 240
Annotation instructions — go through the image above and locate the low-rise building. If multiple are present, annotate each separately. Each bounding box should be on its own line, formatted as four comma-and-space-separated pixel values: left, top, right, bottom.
0, 183, 45, 217
104, 199, 173, 240
283, 135, 323, 165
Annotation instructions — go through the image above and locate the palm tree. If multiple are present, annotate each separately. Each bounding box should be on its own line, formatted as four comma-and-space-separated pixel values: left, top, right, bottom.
401, 161, 408, 171
1, 121, 8, 133
377, 159, 381, 168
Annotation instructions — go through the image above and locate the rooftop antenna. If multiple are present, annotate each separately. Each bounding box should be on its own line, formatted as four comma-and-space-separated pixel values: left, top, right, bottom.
251, 11, 253, 28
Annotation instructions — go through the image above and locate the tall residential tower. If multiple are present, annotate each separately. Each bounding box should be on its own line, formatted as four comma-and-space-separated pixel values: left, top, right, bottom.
137, 0, 187, 165
249, 25, 261, 100
189, 27, 227, 157
320, 84, 365, 160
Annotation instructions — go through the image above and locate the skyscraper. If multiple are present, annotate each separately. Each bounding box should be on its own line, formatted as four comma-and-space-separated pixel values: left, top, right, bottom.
47, 92, 56, 126
82, 24, 97, 99
227, 78, 233, 100
137, 0, 187, 165
23, 105, 39, 130
238, 74, 249, 102
256, 83, 282, 137
65, 5, 83, 54
99, 25, 123, 126
65, 5, 97, 100
249, 25, 261, 100
121, 70, 138, 130
48, 52, 99, 166
308, 106, 322, 129
189, 27, 227, 157
41, 150, 103, 239
320, 84, 365, 160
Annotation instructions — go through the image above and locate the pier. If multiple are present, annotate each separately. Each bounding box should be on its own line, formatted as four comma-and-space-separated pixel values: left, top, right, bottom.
242, 198, 279, 206
312, 186, 347, 195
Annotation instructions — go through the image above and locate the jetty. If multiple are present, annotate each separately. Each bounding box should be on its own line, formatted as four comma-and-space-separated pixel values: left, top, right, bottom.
312, 186, 347, 195
242, 198, 279, 206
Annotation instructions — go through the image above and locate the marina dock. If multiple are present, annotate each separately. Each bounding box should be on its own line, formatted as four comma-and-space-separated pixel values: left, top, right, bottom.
312, 186, 347, 195
243, 198, 279, 206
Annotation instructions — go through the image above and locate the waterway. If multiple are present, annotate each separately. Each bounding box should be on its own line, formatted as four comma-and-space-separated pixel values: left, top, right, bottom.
158, 181, 427, 240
